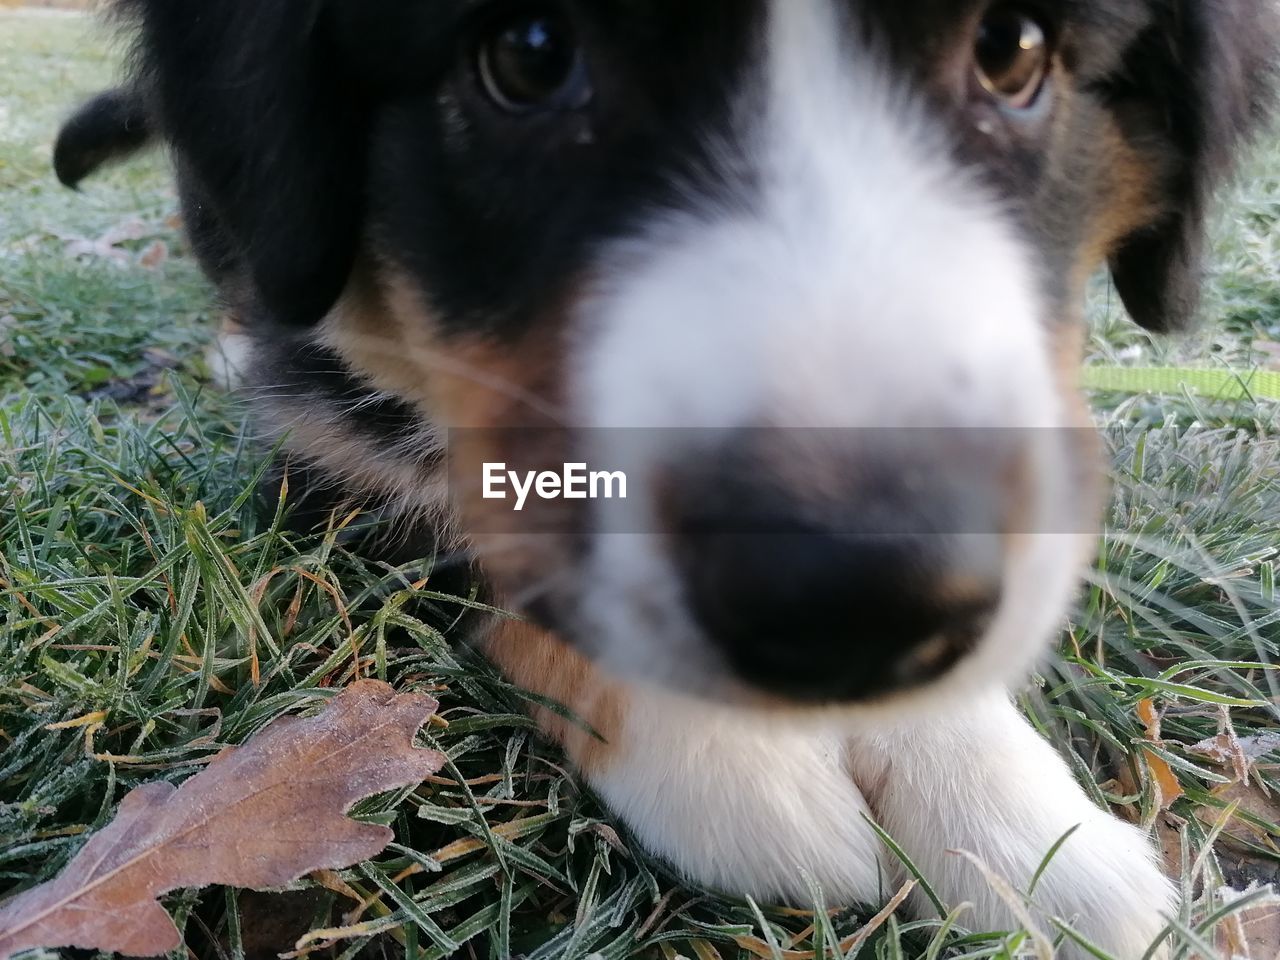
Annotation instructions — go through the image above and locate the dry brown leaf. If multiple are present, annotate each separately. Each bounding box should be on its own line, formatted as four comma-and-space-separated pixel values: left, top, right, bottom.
0, 681, 443, 960
1232, 897, 1280, 959
61, 219, 154, 267
1155, 811, 1186, 879
1186, 707, 1253, 786
1146, 751, 1185, 810
138, 240, 170, 270
1137, 698, 1163, 739
1198, 781, 1280, 854
1137, 698, 1184, 811
1210, 884, 1280, 960
1190, 724, 1280, 790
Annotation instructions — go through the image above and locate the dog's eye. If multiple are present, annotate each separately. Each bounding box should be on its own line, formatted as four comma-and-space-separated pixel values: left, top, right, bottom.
974, 7, 1051, 109
477, 11, 590, 113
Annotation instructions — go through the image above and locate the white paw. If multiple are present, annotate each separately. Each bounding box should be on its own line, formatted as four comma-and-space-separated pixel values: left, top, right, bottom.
586, 690, 886, 905
856, 694, 1175, 959
206, 319, 252, 390
1025, 812, 1175, 959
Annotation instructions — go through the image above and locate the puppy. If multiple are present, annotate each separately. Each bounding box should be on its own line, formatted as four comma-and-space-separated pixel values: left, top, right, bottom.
57, 0, 1277, 953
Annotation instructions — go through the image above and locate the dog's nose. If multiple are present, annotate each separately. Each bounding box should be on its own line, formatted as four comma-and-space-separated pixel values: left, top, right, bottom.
669, 450, 1010, 702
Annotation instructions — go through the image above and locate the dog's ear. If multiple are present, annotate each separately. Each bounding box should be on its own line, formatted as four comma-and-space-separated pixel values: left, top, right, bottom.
54, 88, 154, 189
1107, 1, 1277, 332
131, 0, 365, 326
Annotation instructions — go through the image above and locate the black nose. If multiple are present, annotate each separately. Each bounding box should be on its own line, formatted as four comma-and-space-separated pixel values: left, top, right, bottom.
669, 454, 1008, 703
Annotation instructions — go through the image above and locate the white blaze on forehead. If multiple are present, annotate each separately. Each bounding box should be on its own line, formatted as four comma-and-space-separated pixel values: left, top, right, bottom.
576, 0, 1060, 433
569, 0, 1081, 700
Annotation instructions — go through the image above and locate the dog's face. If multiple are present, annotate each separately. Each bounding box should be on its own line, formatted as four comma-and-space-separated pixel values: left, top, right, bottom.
132, 0, 1275, 707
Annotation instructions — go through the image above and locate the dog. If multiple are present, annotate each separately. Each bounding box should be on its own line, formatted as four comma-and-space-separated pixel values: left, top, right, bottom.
56, 1, 1277, 953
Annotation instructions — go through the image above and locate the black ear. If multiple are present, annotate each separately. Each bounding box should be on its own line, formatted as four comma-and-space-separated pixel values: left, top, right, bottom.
54, 87, 154, 189
1107, 1, 1278, 332
127, 0, 366, 326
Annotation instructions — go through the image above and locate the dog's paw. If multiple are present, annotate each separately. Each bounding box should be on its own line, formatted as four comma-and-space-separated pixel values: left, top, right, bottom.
888, 801, 1174, 959
858, 695, 1175, 958
1022, 811, 1175, 959
585, 693, 885, 905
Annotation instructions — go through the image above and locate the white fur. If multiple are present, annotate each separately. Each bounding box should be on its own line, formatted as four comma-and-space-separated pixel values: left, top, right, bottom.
207, 326, 253, 391
571, 3, 1173, 954
571, 0, 1087, 704
206, 2, 1174, 950
856, 693, 1175, 955
588, 687, 1175, 957
578, 0, 1058, 431
589, 687, 887, 904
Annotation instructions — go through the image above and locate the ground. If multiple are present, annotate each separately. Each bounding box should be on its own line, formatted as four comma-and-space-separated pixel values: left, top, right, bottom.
1, 9, 1279, 960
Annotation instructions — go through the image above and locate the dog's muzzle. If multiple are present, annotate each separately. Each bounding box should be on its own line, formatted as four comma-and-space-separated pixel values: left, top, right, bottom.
659, 429, 1030, 702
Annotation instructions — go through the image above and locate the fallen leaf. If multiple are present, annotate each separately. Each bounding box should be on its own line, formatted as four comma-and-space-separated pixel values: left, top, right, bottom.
1238, 733, 1280, 762
1198, 781, 1280, 855
138, 240, 169, 270
1215, 884, 1280, 959
0, 680, 443, 960
1236, 899, 1280, 959
1137, 698, 1163, 739
1137, 699, 1184, 811
98, 218, 152, 246
1187, 707, 1254, 786
59, 219, 160, 268
1155, 811, 1186, 879
1147, 754, 1185, 810
1191, 728, 1280, 788
141, 347, 180, 369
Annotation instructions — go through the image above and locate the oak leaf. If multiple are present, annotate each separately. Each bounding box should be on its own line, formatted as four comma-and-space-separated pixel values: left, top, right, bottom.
0, 681, 444, 959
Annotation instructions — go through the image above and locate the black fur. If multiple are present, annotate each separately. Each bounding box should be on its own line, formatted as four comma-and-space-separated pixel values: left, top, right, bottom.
59, 0, 1276, 338
53, 87, 152, 189
50, 0, 1280, 702
1105, 0, 1279, 331
117, 0, 369, 328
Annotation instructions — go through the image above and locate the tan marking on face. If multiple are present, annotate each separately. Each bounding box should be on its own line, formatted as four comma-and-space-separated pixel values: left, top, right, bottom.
319, 265, 581, 598
319, 267, 568, 429
315, 267, 441, 417
1076, 119, 1166, 287
480, 619, 625, 775
1052, 320, 1091, 425
258, 398, 453, 528
295, 271, 616, 763
1051, 320, 1106, 564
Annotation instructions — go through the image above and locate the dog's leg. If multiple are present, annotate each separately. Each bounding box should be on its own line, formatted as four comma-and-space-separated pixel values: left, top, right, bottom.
853, 692, 1175, 957
587, 690, 893, 904
485, 621, 887, 904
